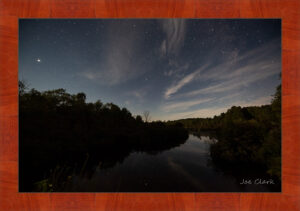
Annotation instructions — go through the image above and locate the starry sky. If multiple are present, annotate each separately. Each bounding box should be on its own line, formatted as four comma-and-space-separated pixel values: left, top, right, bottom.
19, 19, 281, 121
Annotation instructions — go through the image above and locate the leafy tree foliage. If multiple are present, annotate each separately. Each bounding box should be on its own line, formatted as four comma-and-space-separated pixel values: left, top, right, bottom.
172, 85, 281, 180
19, 85, 188, 191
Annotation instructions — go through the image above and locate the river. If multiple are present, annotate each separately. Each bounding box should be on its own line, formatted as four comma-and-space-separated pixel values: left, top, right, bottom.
66, 134, 280, 192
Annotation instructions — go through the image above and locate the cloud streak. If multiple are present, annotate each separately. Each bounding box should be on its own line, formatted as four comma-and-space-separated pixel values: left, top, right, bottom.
186, 61, 279, 97
164, 63, 210, 99
81, 22, 146, 86
169, 39, 280, 99
160, 19, 186, 56
156, 95, 273, 121
162, 98, 213, 112
164, 70, 199, 99
157, 40, 280, 120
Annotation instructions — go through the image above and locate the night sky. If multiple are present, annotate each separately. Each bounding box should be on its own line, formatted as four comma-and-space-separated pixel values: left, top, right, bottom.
19, 19, 281, 121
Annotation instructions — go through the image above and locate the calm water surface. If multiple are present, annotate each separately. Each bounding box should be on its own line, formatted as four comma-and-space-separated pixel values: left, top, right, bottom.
67, 134, 280, 192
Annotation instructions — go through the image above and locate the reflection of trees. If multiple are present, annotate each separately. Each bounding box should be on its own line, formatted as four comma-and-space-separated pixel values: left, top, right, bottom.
19, 83, 188, 191
173, 84, 281, 181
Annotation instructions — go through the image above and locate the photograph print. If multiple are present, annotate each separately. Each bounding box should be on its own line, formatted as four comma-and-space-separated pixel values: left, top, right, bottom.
19, 19, 281, 192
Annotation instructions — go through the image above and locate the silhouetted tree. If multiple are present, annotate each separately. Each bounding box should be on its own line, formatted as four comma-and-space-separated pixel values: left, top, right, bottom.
143, 110, 151, 122
18, 84, 188, 191
136, 115, 143, 123
171, 84, 281, 180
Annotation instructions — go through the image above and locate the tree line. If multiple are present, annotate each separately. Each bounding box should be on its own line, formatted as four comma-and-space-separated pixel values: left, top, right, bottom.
19, 81, 188, 191
172, 85, 281, 180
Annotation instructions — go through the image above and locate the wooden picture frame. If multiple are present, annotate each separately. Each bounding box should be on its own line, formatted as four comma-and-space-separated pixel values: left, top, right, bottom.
0, 0, 299, 210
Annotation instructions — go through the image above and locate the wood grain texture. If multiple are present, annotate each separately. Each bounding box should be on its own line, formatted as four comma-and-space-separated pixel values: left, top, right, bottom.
95, 0, 195, 18
195, 0, 240, 18
95, 193, 196, 211
194, 193, 240, 211
0, 0, 299, 210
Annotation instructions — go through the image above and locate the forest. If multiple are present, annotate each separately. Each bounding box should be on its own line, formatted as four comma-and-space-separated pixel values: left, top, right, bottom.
172, 85, 281, 181
19, 80, 281, 191
19, 81, 188, 191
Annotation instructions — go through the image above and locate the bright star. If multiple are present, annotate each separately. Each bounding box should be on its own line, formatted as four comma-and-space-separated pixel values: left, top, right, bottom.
36, 58, 41, 63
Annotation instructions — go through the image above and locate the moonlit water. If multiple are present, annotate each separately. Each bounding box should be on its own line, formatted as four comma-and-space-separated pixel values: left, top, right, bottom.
67, 134, 277, 192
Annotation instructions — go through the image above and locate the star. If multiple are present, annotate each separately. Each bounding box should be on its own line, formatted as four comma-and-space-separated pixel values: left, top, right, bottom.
36, 58, 41, 63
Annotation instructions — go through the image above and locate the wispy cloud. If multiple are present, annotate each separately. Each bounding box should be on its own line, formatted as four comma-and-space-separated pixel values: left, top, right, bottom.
171, 40, 280, 99
160, 19, 186, 56
162, 98, 213, 112
81, 22, 146, 86
156, 107, 229, 121
164, 63, 210, 99
235, 95, 273, 107
126, 89, 149, 104
81, 72, 97, 80
156, 95, 273, 121
197, 39, 279, 81
164, 63, 189, 77
164, 70, 199, 99
186, 61, 279, 97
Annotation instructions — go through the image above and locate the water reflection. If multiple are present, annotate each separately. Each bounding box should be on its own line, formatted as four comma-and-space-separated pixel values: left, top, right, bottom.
64, 134, 280, 192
